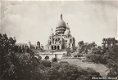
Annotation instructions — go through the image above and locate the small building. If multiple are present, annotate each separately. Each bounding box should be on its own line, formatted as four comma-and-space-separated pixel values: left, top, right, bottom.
102, 38, 118, 47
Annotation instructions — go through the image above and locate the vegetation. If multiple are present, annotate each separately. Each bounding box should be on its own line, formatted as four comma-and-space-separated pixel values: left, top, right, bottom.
0, 33, 101, 80
86, 46, 118, 77
76, 40, 118, 77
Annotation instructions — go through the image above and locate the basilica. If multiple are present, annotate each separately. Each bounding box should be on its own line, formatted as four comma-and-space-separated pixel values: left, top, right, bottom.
47, 14, 75, 52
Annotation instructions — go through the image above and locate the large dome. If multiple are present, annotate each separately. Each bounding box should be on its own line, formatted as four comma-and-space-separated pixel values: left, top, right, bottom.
56, 14, 66, 35
58, 19, 66, 27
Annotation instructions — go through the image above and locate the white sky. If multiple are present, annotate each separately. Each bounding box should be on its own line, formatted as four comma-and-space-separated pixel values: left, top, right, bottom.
0, 1, 118, 46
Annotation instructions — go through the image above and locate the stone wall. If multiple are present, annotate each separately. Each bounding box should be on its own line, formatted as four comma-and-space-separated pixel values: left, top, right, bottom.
37, 51, 67, 60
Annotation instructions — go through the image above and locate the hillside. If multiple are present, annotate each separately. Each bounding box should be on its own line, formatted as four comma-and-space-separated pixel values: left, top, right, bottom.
60, 58, 109, 76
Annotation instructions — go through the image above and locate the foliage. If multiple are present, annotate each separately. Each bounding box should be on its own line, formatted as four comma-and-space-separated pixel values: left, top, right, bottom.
86, 44, 118, 77
106, 46, 118, 77
41, 60, 51, 67
75, 39, 118, 77
76, 41, 97, 57
0, 33, 109, 80
52, 58, 58, 62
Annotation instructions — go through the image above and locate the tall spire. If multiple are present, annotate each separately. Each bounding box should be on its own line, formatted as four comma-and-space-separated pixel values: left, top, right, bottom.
60, 14, 63, 20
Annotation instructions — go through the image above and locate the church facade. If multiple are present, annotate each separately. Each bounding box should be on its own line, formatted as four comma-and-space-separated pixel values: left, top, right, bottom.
47, 14, 75, 52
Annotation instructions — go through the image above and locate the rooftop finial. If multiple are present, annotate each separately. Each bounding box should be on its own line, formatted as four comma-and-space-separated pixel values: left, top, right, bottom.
51, 28, 53, 33
51, 28, 54, 35
67, 23, 69, 27
60, 14, 63, 20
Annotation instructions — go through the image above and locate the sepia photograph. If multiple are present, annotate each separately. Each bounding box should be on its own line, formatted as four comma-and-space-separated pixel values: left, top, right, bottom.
0, 0, 118, 80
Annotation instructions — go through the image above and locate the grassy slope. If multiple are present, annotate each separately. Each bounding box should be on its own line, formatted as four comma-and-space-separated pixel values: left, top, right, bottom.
60, 58, 109, 76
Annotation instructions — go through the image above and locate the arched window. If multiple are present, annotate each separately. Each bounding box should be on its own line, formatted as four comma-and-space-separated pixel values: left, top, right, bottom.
51, 46, 53, 50
54, 46, 56, 50
57, 46, 60, 50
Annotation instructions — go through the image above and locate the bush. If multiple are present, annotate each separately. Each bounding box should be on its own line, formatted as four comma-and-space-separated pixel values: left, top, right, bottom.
41, 60, 51, 67
86, 54, 107, 64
